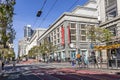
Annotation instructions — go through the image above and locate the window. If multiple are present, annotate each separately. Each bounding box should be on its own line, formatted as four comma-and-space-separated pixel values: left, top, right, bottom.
57, 28, 59, 32
51, 37, 53, 41
70, 29, 76, 34
71, 36, 76, 40
81, 24, 86, 29
54, 41, 56, 44
81, 36, 86, 41
105, 0, 117, 7
54, 30, 56, 34
57, 34, 60, 38
71, 23, 76, 28
81, 30, 86, 35
51, 33, 53, 36
107, 11, 117, 19
57, 39, 60, 43
54, 35, 56, 39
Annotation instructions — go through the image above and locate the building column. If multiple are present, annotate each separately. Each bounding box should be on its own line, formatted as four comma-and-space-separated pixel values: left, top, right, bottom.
76, 23, 80, 55
117, 0, 120, 16
64, 21, 70, 60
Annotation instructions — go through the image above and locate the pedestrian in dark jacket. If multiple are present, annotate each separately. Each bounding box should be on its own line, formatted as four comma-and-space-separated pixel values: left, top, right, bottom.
2, 62, 4, 70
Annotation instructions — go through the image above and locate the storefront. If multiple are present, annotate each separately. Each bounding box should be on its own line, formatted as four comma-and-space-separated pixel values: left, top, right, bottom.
94, 44, 120, 68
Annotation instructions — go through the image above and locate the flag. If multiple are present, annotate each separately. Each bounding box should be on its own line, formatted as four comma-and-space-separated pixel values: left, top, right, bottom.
68, 26, 71, 44
61, 26, 65, 46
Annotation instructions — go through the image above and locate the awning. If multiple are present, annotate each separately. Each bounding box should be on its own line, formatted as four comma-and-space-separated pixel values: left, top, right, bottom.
94, 44, 120, 50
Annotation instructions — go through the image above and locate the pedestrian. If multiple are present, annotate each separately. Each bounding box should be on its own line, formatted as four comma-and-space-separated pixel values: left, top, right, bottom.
12, 60, 16, 70
2, 62, 4, 70
81, 53, 85, 68
97, 56, 103, 68
92, 54, 99, 68
71, 59, 75, 68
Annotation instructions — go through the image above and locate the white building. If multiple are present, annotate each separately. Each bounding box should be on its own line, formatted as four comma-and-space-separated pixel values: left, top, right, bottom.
18, 26, 46, 57
26, 28, 46, 55
18, 38, 29, 57
37, 0, 98, 62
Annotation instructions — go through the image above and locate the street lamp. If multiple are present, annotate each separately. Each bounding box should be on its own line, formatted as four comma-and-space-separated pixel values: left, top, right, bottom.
70, 43, 75, 48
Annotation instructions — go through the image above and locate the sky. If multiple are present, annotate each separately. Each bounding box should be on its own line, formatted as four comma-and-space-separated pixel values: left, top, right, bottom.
13, 0, 88, 57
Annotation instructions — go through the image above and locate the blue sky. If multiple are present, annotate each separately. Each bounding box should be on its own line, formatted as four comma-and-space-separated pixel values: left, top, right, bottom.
13, 0, 88, 57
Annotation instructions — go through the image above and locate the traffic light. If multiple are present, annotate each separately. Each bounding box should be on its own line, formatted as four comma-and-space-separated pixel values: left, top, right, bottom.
36, 10, 42, 17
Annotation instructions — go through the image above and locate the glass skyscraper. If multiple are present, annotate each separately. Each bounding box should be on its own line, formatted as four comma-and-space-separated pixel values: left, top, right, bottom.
24, 25, 33, 38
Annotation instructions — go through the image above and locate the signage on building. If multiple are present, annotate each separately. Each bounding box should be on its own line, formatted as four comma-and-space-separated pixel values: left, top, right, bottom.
68, 26, 71, 44
61, 26, 65, 46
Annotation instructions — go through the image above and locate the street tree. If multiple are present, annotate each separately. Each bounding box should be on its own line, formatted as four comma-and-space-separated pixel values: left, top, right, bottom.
28, 46, 39, 58
87, 26, 113, 68
28, 41, 57, 62
87, 26, 113, 46
0, 0, 16, 60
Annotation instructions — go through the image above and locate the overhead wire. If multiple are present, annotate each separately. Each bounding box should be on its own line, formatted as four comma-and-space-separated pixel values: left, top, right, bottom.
36, 0, 88, 28
67, 0, 80, 11
32, 0, 47, 28
41, 0, 47, 10
38, 0, 58, 28
47, 0, 82, 27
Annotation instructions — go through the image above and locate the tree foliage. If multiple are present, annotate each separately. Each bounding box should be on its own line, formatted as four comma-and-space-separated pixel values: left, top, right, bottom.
87, 26, 113, 44
0, 0, 16, 47
0, 0, 16, 59
28, 41, 57, 60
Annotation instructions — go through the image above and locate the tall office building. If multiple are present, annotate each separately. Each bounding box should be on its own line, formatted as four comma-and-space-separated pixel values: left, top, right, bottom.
24, 25, 34, 38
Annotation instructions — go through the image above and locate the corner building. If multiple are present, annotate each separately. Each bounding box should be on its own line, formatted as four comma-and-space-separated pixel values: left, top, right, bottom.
38, 0, 98, 61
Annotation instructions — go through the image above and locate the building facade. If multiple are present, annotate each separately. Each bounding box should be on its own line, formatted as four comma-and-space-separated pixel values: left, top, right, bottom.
18, 38, 29, 57
98, 0, 120, 67
24, 25, 34, 39
37, 0, 98, 62
18, 27, 46, 57
26, 28, 46, 55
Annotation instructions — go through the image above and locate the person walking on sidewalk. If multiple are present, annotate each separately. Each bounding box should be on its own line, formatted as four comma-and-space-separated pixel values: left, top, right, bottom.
92, 52, 99, 68
81, 53, 86, 68
2, 62, 4, 70
71, 59, 75, 68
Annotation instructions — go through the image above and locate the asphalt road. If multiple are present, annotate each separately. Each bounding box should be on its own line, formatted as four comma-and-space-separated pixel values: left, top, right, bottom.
1, 63, 120, 80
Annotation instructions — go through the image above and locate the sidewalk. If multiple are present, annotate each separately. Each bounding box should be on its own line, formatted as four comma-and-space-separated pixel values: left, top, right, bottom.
51, 62, 120, 75
71, 63, 120, 75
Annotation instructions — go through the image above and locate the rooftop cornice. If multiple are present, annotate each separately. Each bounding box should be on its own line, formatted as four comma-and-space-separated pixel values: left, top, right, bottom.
71, 5, 97, 13
37, 12, 98, 41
